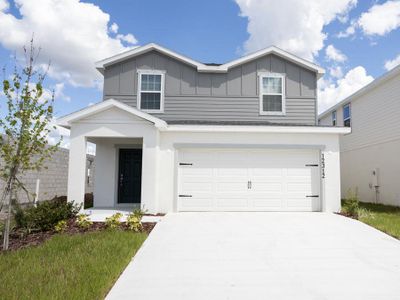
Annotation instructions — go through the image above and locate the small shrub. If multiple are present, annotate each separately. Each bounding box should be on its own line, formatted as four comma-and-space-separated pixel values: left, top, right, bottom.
342, 189, 360, 218
54, 220, 67, 233
14, 199, 81, 233
126, 209, 144, 232
75, 214, 93, 229
105, 213, 123, 229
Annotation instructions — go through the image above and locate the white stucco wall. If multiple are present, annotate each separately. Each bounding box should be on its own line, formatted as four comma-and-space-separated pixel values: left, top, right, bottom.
65, 106, 344, 214
67, 108, 160, 212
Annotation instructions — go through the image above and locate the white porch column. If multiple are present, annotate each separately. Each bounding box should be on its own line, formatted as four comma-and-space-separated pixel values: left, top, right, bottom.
141, 131, 159, 214
321, 138, 341, 213
67, 129, 87, 209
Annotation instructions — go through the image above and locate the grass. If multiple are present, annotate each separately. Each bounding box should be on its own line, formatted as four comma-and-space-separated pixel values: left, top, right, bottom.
342, 200, 400, 239
0, 230, 147, 300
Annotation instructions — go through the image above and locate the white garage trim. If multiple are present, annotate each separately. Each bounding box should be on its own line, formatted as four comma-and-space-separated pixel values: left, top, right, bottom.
177, 148, 321, 212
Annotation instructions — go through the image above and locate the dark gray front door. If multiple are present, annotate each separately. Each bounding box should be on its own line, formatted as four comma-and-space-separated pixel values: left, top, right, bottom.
118, 149, 142, 204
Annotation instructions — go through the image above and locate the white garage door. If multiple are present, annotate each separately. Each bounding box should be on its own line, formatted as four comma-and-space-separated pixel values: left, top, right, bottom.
178, 148, 321, 212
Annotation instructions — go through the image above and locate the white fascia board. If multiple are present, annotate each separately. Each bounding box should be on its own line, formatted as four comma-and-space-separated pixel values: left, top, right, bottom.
96, 43, 324, 77
216, 46, 325, 77
95, 43, 203, 74
162, 125, 351, 134
57, 99, 167, 129
319, 64, 400, 119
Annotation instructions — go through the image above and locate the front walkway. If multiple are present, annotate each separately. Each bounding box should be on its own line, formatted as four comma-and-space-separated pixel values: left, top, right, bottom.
106, 212, 400, 300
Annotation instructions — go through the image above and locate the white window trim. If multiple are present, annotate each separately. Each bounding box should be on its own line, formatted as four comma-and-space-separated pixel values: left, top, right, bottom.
343, 103, 351, 126
258, 72, 286, 116
137, 69, 165, 113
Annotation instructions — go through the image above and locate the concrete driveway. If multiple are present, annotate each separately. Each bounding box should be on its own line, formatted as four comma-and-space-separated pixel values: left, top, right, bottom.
106, 213, 400, 300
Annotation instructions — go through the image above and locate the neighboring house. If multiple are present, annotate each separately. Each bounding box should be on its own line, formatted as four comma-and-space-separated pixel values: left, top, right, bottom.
319, 65, 400, 206
59, 43, 349, 213
0, 147, 95, 205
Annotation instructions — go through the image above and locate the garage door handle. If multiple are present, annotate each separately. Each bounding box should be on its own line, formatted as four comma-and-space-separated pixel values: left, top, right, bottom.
179, 163, 193, 166
179, 194, 192, 197
305, 164, 319, 167
306, 195, 319, 198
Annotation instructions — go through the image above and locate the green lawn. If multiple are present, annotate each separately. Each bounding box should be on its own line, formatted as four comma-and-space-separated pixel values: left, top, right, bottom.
343, 201, 400, 239
0, 230, 147, 300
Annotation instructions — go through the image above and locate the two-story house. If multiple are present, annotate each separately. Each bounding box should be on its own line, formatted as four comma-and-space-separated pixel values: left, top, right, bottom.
319, 65, 400, 206
59, 43, 349, 213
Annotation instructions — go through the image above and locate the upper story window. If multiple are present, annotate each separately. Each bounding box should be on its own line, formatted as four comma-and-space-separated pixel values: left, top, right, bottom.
137, 70, 165, 113
343, 103, 351, 127
259, 73, 286, 115
332, 110, 337, 126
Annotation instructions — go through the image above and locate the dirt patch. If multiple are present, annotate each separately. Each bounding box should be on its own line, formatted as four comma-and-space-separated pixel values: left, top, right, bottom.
1, 220, 157, 252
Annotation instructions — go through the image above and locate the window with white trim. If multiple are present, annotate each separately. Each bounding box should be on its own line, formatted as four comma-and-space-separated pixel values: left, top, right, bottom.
137, 70, 164, 112
332, 110, 337, 126
343, 103, 351, 127
259, 73, 285, 115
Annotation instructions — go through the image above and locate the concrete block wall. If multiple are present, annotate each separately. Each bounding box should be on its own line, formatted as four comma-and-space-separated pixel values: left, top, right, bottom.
0, 147, 95, 204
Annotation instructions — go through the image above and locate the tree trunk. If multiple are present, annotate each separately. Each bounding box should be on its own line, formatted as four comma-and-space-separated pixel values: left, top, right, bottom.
2, 176, 15, 251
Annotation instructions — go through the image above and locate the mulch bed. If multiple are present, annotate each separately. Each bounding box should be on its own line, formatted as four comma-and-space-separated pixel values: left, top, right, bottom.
1, 220, 157, 252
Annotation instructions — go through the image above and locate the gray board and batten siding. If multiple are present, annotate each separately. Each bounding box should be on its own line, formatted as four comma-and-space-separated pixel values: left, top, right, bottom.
103, 50, 318, 125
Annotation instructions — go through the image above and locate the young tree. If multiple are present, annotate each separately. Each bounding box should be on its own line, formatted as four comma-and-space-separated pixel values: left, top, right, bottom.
0, 40, 60, 250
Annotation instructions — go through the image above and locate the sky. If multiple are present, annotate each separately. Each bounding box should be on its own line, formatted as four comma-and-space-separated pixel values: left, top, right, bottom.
0, 0, 399, 149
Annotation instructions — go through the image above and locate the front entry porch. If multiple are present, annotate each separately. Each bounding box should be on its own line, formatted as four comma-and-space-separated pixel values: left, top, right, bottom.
88, 137, 144, 210
60, 100, 164, 214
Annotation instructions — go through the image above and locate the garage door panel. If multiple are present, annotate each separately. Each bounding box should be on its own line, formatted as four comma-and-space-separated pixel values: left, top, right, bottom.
251, 168, 284, 177
216, 182, 248, 192
178, 149, 320, 212
180, 168, 213, 177
182, 182, 213, 192
216, 197, 249, 208
179, 196, 213, 209
287, 198, 314, 209
251, 182, 283, 192
287, 168, 312, 176
287, 183, 312, 193
216, 168, 247, 177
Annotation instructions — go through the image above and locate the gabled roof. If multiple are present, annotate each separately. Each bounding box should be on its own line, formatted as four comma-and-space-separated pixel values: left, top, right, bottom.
57, 99, 167, 129
318, 64, 400, 119
95, 43, 325, 78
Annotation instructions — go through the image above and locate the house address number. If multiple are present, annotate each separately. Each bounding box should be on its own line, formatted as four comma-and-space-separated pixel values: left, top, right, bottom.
321, 153, 325, 179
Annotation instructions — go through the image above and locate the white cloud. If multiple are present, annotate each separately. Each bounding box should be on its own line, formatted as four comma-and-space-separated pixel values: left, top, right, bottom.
47, 119, 70, 149
319, 66, 373, 113
337, 23, 356, 38
109, 22, 118, 34
329, 66, 344, 79
384, 54, 400, 71
325, 44, 347, 62
0, 0, 138, 88
54, 83, 71, 102
0, 0, 9, 11
358, 0, 400, 36
47, 118, 96, 154
235, 0, 357, 60
340, 1, 400, 37
116, 33, 137, 45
